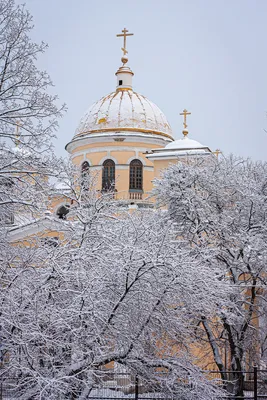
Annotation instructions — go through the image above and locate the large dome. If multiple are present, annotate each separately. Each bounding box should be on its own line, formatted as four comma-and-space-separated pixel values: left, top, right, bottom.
74, 90, 173, 140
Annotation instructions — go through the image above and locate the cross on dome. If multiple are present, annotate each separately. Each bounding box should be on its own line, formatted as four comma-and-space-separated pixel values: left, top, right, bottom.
116, 28, 134, 65
179, 109, 191, 137
213, 149, 222, 158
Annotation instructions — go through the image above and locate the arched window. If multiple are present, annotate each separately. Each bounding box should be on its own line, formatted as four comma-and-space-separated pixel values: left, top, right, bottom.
81, 161, 89, 173
102, 159, 115, 191
81, 161, 90, 188
57, 205, 70, 220
129, 159, 143, 191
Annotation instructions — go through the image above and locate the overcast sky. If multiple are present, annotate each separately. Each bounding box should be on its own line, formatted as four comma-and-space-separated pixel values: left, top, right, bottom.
21, 0, 267, 161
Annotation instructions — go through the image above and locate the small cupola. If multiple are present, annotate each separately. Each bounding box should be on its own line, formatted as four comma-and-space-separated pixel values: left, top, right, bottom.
115, 28, 134, 91
115, 65, 134, 91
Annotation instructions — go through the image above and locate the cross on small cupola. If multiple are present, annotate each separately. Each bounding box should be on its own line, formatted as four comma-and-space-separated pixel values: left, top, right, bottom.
213, 149, 222, 158
115, 28, 134, 91
116, 28, 134, 65
179, 109, 191, 137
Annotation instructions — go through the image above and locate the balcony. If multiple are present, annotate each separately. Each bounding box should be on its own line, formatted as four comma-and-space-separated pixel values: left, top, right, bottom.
112, 190, 154, 209
129, 190, 143, 201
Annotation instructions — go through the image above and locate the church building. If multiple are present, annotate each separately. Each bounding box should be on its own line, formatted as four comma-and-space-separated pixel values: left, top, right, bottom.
7, 28, 216, 241
64, 28, 215, 208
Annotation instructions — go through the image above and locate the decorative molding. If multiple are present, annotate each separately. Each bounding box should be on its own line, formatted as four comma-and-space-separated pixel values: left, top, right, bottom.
79, 158, 92, 167
7, 217, 66, 242
74, 127, 173, 140
143, 166, 154, 172
66, 132, 171, 154
98, 155, 118, 165
71, 146, 153, 161
126, 155, 146, 166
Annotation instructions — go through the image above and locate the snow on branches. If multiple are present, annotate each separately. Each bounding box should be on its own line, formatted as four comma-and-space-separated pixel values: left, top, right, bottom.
0, 169, 227, 399
154, 155, 267, 395
0, 0, 65, 149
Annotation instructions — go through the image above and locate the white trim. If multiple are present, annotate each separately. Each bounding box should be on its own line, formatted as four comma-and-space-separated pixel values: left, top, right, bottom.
7, 217, 67, 242
146, 152, 212, 161
143, 166, 154, 172
70, 146, 155, 161
114, 166, 128, 170
88, 165, 153, 172
66, 132, 171, 153
79, 159, 92, 168
98, 155, 118, 165
127, 155, 146, 166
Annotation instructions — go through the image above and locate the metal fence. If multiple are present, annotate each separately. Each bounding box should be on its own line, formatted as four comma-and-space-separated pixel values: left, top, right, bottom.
206, 367, 267, 399
1, 368, 267, 399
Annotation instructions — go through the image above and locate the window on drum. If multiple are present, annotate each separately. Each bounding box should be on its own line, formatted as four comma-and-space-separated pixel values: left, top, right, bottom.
129, 159, 143, 191
102, 159, 115, 191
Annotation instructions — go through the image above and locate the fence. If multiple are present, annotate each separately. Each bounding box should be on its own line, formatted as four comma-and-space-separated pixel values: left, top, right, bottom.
1, 368, 267, 399
207, 367, 267, 399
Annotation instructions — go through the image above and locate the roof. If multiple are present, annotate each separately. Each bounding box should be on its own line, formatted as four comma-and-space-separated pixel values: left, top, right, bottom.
146, 136, 213, 160
74, 90, 173, 140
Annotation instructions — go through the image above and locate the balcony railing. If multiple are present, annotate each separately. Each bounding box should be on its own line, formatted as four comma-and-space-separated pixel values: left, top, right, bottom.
129, 191, 143, 200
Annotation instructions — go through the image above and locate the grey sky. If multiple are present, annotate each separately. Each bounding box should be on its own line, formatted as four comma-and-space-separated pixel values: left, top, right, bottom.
22, 0, 267, 161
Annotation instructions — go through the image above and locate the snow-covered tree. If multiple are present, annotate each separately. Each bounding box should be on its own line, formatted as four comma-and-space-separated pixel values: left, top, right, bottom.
0, 0, 65, 225
154, 155, 267, 396
0, 167, 228, 400
0, 0, 65, 148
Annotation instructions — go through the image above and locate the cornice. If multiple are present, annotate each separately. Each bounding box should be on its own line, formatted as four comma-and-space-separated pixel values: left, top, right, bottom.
66, 132, 172, 154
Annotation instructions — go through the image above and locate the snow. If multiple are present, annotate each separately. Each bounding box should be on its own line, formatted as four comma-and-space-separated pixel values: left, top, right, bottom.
88, 388, 164, 398
54, 180, 71, 191
75, 91, 173, 137
165, 137, 207, 150
146, 136, 212, 159
11, 146, 32, 157
146, 150, 210, 159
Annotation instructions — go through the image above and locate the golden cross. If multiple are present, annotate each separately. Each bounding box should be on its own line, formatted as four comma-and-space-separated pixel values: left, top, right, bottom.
179, 109, 191, 130
213, 149, 221, 158
116, 28, 134, 56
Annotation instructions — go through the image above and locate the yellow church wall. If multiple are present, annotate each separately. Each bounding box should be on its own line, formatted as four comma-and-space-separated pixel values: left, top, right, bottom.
139, 152, 153, 166
110, 151, 135, 164
72, 154, 84, 166
74, 150, 152, 167
12, 229, 65, 248
68, 138, 163, 202
72, 152, 104, 166
70, 141, 164, 155
115, 169, 128, 197
144, 170, 154, 192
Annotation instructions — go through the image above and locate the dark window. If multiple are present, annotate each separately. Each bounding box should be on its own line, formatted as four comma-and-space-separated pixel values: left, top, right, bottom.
129, 159, 143, 190
81, 161, 90, 188
81, 161, 90, 172
119, 80, 123, 86
57, 205, 70, 220
41, 236, 59, 247
102, 159, 115, 191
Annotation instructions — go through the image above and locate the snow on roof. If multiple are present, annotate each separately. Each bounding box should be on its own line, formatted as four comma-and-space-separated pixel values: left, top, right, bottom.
74, 90, 173, 139
54, 180, 71, 191
165, 136, 207, 150
146, 135, 212, 160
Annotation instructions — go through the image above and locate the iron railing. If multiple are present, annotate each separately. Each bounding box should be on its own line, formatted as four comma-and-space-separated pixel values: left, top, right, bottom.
1, 368, 267, 399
